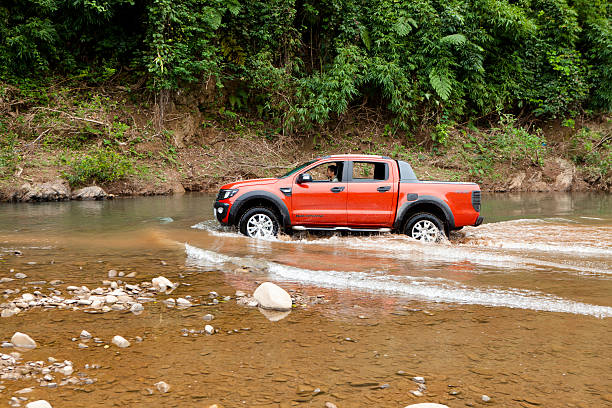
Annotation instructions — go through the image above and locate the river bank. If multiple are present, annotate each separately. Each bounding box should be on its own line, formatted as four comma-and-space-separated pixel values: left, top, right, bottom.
1, 82, 610, 202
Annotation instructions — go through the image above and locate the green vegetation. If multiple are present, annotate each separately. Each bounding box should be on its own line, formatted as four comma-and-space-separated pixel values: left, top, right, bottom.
570, 127, 611, 180
1, 0, 610, 130
0, 0, 610, 192
63, 149, 133, 186
0, 132, 20, 178
450, 114, 547, 179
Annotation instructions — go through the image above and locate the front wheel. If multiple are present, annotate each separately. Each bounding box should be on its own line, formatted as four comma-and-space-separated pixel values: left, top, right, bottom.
239, 207, 279, 238
404, 212, 445, 242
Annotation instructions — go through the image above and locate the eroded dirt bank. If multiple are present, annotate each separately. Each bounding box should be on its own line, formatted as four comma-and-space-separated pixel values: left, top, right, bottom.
1, 83, 610, 202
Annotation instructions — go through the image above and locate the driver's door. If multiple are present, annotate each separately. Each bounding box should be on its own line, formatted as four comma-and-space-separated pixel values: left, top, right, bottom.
291, 161, 348, 226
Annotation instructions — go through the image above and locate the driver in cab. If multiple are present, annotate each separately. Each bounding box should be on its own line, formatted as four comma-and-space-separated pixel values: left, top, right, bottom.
327, 165, 338, 182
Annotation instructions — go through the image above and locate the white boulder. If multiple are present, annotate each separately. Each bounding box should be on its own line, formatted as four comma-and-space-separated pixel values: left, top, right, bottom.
151, 276, 174, 292
112, 335, 130, 348
26, 401, 53, 408
253, 282, 292, 311
11, 332, 37, 349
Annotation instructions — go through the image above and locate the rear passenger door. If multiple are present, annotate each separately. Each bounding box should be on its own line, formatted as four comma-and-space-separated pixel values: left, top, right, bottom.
346, 160, 396, 226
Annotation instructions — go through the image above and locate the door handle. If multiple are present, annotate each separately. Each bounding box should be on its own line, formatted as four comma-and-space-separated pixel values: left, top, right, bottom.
330, 186, 345, 193
377, 186, 391, 192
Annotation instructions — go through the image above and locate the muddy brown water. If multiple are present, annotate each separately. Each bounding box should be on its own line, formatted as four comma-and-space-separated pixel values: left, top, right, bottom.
0, 192, 611, 407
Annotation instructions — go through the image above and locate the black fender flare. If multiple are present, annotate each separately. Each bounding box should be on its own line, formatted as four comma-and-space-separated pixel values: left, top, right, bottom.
393, 195, 455, 230
228, 191, 291, 227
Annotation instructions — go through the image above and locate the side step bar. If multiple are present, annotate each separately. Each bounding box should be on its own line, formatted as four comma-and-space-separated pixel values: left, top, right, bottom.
292, 226, 391, 233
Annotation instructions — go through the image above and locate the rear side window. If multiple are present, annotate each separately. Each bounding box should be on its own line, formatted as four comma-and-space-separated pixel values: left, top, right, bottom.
351, 162, 388, 182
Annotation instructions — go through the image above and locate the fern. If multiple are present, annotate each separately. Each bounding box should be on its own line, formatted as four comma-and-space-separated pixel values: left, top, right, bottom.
360, 27, 371, 51
394, 17, 413, 36
429, 70, 452, 101
440, 33, 467, 45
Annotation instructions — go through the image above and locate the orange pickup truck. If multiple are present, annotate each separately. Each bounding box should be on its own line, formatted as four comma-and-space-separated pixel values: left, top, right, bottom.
213, 155, 483, 241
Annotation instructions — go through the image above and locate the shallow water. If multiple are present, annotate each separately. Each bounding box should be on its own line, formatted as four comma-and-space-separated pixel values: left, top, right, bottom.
0, 192, 611, 407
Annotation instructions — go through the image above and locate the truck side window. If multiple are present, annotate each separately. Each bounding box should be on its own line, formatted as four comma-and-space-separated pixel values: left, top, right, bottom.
303, 161, 344, 182
351, 162, 388, 182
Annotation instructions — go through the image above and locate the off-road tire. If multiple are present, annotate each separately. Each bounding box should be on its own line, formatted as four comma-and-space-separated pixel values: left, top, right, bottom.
238, 207, 279, 238
404, 212, 445, 242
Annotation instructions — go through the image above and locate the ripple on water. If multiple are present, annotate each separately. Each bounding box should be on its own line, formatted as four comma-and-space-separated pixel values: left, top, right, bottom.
185, 244, 612, 318
190, 220, 612, 277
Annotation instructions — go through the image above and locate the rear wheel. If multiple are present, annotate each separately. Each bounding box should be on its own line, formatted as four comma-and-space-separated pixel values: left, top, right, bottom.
239, 207, 279, 238
404, 212, 444, 242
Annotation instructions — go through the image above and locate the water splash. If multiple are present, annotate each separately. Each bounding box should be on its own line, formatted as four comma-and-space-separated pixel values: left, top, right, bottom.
185, 244, 612, 318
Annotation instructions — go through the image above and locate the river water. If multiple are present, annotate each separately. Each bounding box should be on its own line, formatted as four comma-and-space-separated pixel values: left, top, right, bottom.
0, 192, 611, 407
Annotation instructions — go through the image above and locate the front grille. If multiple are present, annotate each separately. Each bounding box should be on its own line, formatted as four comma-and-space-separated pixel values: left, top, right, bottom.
472, 190, 481, 212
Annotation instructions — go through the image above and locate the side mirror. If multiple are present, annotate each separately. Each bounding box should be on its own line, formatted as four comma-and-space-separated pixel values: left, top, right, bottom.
297, 173, 312, 184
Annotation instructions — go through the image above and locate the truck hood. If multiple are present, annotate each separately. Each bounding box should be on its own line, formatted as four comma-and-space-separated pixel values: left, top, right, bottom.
220, 178, 279, 189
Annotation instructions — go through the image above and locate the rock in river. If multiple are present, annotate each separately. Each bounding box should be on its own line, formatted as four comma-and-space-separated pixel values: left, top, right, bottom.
176, 298, 192, 307
11, 332, 37, 349
155, 381, 170, 393
26, 401, 53, 408
71, 186, 108, 200
130, 303, 144, 313
152, 276, 174, 292
17, 179, 70, 202
253, 282, 292, 311
112, 335, 130, 348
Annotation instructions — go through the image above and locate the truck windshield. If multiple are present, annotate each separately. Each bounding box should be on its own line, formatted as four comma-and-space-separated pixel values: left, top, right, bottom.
278, 160, 316, 178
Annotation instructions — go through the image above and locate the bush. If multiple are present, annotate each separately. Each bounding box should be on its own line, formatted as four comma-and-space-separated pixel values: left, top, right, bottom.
496, 114, 547, 166
570, 127, 611, 180
64, 149, 133, 186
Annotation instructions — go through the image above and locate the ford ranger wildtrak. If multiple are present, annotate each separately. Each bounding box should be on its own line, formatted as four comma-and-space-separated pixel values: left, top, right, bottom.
213, 155, 483, 241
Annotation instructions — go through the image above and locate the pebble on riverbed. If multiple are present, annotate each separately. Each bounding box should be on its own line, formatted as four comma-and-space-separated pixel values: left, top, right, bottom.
1, 277, 184, 318
112, 336, 130, 348
151, 276, 174, 292
1, 353, 95, 388
154, 381, 170, 393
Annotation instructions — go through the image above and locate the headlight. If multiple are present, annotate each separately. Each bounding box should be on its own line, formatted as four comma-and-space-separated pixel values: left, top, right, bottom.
218, 189, 239, 200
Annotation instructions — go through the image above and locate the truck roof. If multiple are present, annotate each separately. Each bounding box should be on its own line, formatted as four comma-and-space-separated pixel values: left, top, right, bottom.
320, 154, 392, 160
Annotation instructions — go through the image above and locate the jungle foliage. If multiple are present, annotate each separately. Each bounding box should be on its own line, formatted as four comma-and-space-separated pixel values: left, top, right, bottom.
1, 0, 610, 130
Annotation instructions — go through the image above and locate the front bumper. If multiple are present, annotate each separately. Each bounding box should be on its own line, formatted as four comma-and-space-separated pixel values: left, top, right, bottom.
474, 216, 484, 226
213, 202, 230, 224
